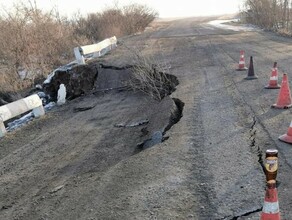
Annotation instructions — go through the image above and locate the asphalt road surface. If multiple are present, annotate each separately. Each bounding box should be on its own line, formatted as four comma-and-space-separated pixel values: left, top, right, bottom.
1, 16, 292, 219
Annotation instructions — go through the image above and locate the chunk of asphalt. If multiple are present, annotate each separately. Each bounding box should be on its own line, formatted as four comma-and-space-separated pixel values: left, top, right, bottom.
142, 131, 163, 149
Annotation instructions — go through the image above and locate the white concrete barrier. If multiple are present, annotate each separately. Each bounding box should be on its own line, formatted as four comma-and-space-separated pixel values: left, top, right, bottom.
0, 94, 45, 137
74, 36, 117, 64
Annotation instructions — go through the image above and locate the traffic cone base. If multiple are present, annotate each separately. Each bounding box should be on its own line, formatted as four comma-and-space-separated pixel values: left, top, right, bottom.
265, 84, 281, 89
260, 180, 281, 220
236, 67, 248, 71
265, 63, 280, 89
245, 75, 258, 80
278, 121, 292, 144
261, 212, 281, 220
244, 56, 258, 80
236, 50, 248, 71
279, 133, 292, 144
271, 73, 292, 108
272, 103, 292, 109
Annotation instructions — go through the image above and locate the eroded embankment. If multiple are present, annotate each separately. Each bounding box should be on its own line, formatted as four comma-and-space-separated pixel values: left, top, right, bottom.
0, 62, 184, 220
95, 63, 184, 151
42, 62, 184, 152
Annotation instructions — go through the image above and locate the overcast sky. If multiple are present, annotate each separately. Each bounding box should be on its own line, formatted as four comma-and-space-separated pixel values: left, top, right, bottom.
0, 0, 245, 18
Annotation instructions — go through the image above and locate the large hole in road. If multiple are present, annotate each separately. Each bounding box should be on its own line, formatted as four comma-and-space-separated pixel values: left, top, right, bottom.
165, 98, 184, 133
43, 62, 184, 152
135, 97, 184, 153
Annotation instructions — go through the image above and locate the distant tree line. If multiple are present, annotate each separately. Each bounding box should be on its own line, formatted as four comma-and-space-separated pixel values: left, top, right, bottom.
0, 0, 158, 102
243, 0, 292, 33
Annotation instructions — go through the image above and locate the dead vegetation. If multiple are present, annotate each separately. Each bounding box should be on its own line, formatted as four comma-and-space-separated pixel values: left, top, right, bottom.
127, 48, 178, 101
242, 0, 292, 34
73, 3, 158, 41
0, 0, 158, 103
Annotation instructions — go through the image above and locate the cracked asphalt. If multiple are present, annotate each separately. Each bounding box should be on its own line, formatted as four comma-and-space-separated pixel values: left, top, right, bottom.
1, 16, 292, 219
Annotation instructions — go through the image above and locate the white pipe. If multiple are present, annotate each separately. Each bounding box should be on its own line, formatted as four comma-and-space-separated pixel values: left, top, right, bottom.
74, 36, 117, 64
0, 94, 45, 137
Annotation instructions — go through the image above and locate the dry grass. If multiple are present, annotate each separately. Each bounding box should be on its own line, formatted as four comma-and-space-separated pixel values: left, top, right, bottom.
0, 1, 88, 101
126, 48, 176, 101
0, 1, 157, 103
277, 28, 292, 37
242, 0, 292, 32
73, 3, 158, 42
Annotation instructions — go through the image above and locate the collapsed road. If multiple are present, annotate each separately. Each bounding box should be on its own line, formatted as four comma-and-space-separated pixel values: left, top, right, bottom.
1, 16, 292, 219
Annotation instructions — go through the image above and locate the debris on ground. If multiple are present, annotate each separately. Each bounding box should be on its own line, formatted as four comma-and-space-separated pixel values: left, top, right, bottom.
114, 119, 149, 128
73, 104, 97, 112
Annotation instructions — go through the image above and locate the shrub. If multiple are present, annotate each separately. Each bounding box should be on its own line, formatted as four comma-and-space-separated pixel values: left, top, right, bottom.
126, 48, 177, 101
0, 1, 158, 103
0, 1, 89, 100
73, 4, 158, 42
242, 0, 291, 31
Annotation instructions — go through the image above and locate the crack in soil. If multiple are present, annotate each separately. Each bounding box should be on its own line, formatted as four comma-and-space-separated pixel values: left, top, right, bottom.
98, 63, 133, 70
164, 98, 184, 133
135, 97, 185, 152
215, 206, 262, 220
249, 116, 265, 172
231, 207, 263, 219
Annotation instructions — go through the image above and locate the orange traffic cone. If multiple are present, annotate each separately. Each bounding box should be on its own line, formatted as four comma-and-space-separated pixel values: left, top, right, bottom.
244, 56, 258, 80
279, 120, 292, 144
265, 62, 280, 89
260, 180, 281, 220
272, 73, 292, 109
236, 50, 248, 71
